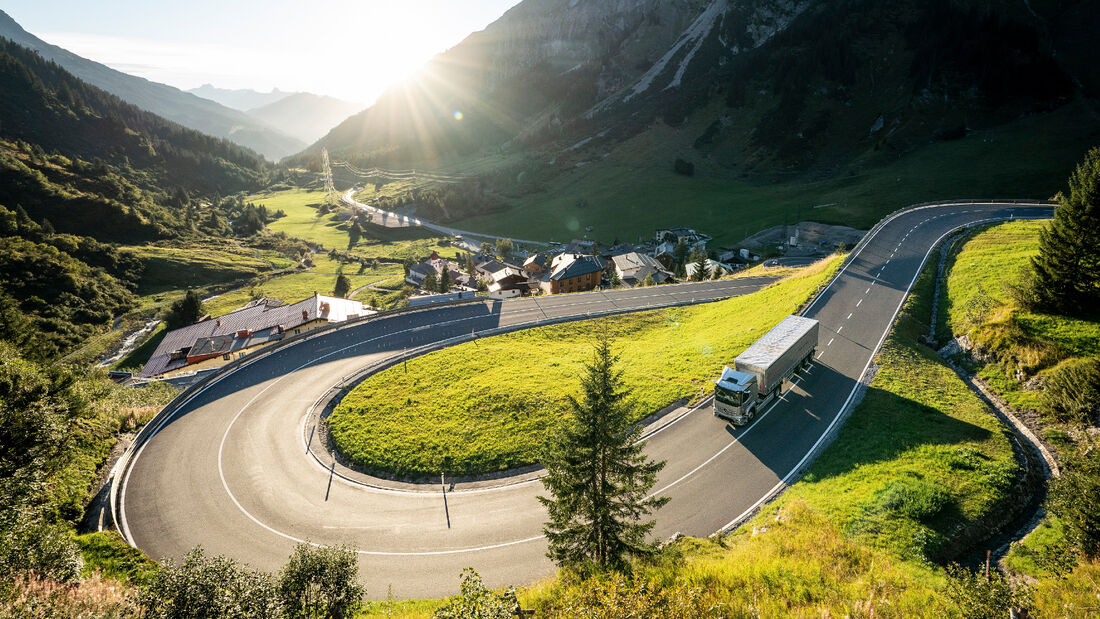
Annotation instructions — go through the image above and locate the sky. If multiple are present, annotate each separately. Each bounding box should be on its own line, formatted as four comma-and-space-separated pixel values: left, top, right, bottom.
4, 0, 521, 105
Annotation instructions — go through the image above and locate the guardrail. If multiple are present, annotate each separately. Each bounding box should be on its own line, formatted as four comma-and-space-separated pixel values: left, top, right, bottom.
840, 199, 1056, 270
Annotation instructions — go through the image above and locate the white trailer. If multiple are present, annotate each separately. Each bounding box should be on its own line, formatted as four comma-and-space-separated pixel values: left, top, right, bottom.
714, 315, 819, 425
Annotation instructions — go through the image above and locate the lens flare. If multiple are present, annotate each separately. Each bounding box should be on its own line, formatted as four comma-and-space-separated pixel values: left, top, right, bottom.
452, 110, 464, 121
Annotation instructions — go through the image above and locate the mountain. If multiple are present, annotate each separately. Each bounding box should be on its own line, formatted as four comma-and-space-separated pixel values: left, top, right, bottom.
189, 84, 293, 111
246, 93, 362, 144
0, 10, 305, 160
297, 0, 1100, 236
0, 36, 267, 242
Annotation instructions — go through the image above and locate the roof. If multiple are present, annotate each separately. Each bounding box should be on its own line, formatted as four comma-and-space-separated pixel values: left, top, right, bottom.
613, 252, 664, 275
549, 255, 606, 281
735, 315, 819, 370
716, 366, 755, 392
141, 294, 366, 376
523, 252, 550, 269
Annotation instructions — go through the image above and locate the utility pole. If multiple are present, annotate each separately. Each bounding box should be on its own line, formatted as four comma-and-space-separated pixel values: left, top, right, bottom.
321, 147, 337, 206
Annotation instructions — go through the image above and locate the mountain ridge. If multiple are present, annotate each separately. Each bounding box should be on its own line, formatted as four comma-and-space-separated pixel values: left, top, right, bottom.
0, 10, 305, 160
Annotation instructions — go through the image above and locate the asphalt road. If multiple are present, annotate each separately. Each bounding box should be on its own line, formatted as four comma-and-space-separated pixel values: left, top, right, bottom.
118, 203, 1052, 598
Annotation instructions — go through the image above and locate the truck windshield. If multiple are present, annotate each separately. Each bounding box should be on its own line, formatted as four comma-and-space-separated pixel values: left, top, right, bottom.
714, 386, 743, 407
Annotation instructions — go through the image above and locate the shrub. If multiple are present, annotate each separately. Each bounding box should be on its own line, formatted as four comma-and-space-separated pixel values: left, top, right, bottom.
140, 547, 280, 618
1047, 449, 1100, 558
944, 563, 1031, 618
1040, 356, 1100, 423
278, 543, 364, 619
434, 568, 517, 619
672, 158, 695, 177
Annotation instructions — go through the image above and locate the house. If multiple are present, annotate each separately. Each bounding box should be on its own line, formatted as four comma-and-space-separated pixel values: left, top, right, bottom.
141, 294, 369, 377
475, 259, 515, 281
541, 255, 607, 294
522, 252, 551, 275
488, 266, 534, 298
406, 252, 471, 290
655, 227, 712, 251
611, 252, 673, 287
562, 238, 599, 255
653, 241, 679, 269
685, 258, 734, 280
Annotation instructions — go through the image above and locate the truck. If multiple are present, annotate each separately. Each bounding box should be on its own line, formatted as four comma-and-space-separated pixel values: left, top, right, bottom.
713, 314, 819, 425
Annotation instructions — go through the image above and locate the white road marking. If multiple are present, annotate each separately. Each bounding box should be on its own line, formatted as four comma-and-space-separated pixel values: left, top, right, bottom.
856, 299, 863, 307
846, 313, 852, 320
827, 338, 834, 346
836, 325, 843, 333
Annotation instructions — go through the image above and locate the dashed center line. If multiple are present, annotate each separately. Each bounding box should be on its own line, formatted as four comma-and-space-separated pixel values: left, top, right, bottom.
827, 337, 835, 346
847, 313, 853, 320
836, 325, 843, 334
856, 299, 863, 307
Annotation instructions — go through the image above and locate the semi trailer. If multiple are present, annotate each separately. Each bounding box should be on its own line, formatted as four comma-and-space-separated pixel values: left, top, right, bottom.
714, 314, 819, 425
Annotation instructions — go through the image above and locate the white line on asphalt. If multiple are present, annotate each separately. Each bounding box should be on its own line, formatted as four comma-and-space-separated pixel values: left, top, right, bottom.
827, 338, 834, 346
836, 326, 843, 333
716, 211, 1054, 534
856, 299, 863, 307
846, 313, 852, 320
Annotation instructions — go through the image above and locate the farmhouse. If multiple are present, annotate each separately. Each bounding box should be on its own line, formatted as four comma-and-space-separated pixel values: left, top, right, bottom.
612, 252, 673, 287
541, 255, 607, 294
141, 293, 368, 377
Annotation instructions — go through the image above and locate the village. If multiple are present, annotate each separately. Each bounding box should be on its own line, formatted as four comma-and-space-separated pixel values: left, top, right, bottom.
136, 222, 861, 379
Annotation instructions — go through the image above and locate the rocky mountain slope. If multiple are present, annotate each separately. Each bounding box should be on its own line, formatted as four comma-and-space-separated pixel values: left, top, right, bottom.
296, 0, 1099, 233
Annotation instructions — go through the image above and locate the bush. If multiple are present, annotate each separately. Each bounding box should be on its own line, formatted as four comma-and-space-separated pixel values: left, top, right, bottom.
1041, 356, 1100, 423
433, 568, 517, 619
944, 563, 1031, 618
538, 572, 713, 618
278, 543, 364, 619
140, 547, 280, 618
672, 158, 694, 177
1047, 449, 1100, 558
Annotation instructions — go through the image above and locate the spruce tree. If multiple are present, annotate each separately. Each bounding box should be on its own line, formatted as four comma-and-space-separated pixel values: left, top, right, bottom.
538, 338, 668, 571
334, 274, 351, 298
691, 251, 709, 281
1026, 147, 1100, 316
423, 270, 438, 292
438, 267, 451, 293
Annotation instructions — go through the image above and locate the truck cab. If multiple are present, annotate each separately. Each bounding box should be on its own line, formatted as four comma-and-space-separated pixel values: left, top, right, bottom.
714, 366, 758, 425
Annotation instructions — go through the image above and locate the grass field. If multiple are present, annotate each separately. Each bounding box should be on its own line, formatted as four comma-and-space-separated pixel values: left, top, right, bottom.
120, 242, 293, 297
201, 257, 402, 317
937, 221, 1100, 413
456, 100, 1095, 247
251, 187, 454, 261
936, 219, 1100, 604
328, 256, 843, 478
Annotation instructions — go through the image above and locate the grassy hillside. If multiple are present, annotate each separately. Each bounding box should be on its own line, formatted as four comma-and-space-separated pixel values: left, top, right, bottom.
253, 188, 454, 260
329, 257, 842, 478
938, 221, 1100, 417
457, 100, 1096, 246
934, 219, 1100, 612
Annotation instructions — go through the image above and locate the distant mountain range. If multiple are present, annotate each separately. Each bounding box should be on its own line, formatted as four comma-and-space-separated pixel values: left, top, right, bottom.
245, 93, 363, 144
0, 10, 305, 160
187, 84, 294, 111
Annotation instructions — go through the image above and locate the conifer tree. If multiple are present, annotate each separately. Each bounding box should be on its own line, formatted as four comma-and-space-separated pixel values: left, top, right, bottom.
1025, 147, 1100, 315
334, 274, 351, 298
691, 251, 709, 281
538, 338, 668, 571
438, 267, 451, 293
423, 270, 438, 292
